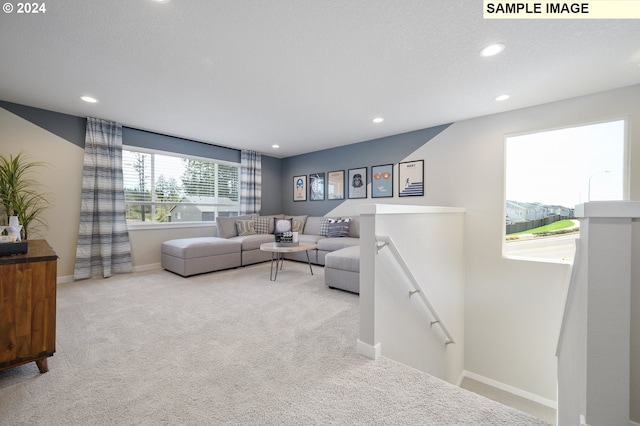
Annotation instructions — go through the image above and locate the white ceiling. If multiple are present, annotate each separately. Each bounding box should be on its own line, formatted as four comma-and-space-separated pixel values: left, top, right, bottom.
1, 1, 639, 158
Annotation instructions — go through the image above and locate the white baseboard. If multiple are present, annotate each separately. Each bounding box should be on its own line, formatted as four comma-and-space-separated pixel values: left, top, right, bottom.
629, 419, 640, 426
133, 263, 161, 273
356, 340, 380, 360
56, 263, 162, 284
462, 370, 557, 409
57, 275, 74, 284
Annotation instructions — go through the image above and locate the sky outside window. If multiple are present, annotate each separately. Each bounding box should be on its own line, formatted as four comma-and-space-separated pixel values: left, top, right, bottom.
506, 119, 625, 209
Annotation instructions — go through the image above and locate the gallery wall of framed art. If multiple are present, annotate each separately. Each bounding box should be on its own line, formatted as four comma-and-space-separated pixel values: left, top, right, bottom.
291, 159, 424, 204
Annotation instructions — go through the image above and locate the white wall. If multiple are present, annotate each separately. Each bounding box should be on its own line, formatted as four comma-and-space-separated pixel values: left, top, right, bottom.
358, 205, 465, 385
345, 85, 639, 409
412, 85, 640, 410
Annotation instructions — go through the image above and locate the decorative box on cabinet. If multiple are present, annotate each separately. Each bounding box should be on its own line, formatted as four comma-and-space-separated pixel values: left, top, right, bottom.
0, 240, 57, 373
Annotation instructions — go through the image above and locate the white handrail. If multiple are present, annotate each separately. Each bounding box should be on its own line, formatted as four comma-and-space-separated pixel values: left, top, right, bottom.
375, 235, 454, 347
556, 238, 580, 356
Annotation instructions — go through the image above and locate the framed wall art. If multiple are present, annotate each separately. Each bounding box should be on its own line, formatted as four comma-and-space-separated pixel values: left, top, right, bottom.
348, 167, 367, 199
398, 160, 424, 197
309, 172, 325, 201
371, 164, 394, 198
293, 175, 307, 201
327, 170, 345, 200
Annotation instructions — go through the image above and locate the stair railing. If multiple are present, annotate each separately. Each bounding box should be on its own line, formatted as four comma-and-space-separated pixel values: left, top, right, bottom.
375, 235, 455, 347
556, 238, 580, 356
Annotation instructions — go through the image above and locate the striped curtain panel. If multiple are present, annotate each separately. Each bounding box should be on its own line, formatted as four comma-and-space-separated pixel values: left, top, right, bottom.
239, 150, 261, 215
74, 117, 132, 280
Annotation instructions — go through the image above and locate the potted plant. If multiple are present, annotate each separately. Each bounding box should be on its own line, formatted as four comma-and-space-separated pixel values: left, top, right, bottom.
0, 151, 50, 240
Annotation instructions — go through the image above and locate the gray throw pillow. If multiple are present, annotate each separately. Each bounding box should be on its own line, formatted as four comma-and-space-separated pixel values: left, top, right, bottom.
327, 218, 350, 238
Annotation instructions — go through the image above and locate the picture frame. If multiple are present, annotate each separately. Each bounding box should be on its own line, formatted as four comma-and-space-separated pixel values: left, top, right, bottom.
293, 175, 307, 201
348, 167, 367, 199
371, 164, 394, 198
309, 172, 325, 201
398, 160, 424, 197
327, 170, 345, 200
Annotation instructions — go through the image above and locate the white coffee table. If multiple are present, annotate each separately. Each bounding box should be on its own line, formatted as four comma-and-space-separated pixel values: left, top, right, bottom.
259, 242, 317, 281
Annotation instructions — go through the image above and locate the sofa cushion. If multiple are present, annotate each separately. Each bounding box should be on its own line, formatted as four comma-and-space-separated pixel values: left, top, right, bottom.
298, 234, 325, 245
317, 237, 359, 252
327, 218, 350, 237
230, 234, 275, 251
162, 237, 241, 258
348, 216, 360, 238
236, 220, 256, 236
325, 245, 360, 272
216, 214, 256, 238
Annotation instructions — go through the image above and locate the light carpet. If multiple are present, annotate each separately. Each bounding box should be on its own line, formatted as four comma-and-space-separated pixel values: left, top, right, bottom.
0, 261, 551, 425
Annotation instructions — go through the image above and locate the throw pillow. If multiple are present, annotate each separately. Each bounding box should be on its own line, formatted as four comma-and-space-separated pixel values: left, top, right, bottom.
288, 215, 308, 233
235, 220, 256, 236
318, 217, 332, 237
274, 218, 292, 234
327, 218, 351, 238
254, 217, 271, 234
216, 214, 255, 238
292, 220, 306, 233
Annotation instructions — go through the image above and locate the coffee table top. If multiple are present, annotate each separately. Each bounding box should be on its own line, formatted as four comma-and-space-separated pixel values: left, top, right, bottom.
260, 242, 317, 253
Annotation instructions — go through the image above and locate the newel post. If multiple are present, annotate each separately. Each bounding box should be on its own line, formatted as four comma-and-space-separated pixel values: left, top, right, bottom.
559, 201, 640, 426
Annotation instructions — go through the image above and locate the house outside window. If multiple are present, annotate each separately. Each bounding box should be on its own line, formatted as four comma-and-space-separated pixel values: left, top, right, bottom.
504, 118, 626, 262
122, 148, 240, 223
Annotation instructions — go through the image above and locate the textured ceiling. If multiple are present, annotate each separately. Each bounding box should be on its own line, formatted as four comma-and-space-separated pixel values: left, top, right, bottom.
1, 1, 639, 157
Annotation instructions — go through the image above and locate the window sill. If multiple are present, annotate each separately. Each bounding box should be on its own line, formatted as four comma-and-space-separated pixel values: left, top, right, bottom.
126, 221, 217, 231
503, 254, 573, 265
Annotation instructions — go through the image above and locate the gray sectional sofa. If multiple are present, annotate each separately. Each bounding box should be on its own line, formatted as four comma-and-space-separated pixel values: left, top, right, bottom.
160, 214, 360, 293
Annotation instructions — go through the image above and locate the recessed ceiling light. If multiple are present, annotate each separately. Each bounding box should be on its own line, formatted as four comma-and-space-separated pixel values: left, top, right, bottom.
80, 96, 98, 103
272, 144, 280, 149
152, 0, 170, 3
372, 117, 384, 123
480, 43, 505, 57
495, 94, 510, 101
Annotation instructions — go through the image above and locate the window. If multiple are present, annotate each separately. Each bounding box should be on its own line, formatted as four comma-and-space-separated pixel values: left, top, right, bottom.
122, 148, 240, 223
504, 119, 626, 262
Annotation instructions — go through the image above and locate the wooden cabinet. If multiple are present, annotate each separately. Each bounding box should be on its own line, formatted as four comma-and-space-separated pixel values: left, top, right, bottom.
0, 240, 57, 373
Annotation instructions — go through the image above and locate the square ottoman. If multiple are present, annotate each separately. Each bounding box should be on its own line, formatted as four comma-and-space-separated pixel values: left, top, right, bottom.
161, 237, 241, 277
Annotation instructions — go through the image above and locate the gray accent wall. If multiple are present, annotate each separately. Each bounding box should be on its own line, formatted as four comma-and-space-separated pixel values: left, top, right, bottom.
280, 124, 451, 216
261, 154, 282, 215
1, 99, 448, 218
0, 100, 86, 147
0, 100, 281, 213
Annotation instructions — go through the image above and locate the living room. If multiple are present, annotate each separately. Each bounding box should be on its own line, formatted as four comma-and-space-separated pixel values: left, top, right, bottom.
1, 1, 639, 424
